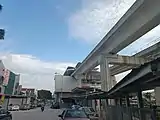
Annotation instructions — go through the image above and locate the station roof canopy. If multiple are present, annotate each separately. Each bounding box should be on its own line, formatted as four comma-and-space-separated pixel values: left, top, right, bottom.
107, 57, 160, 98
0, 94, 27, 98
72, 87, 101, 93
71, 58, 160, 100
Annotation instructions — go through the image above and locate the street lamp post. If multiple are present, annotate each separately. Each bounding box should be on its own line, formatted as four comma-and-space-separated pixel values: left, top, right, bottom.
60, 75, 63, 103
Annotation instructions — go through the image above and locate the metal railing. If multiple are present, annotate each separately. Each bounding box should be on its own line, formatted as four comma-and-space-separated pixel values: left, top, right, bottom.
100, 106, 160, 120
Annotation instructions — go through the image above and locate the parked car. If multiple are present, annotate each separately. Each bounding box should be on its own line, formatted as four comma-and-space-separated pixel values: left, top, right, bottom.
8, 104, 13, 111
37, 103, 42, 107
30, 104, 36, 109
0, 108, 12, 120
79, 107, 99, 120
20, 104, 30, 110
58, 109, 90, 120
11, 105, 20, 111
71, 105, 81, 109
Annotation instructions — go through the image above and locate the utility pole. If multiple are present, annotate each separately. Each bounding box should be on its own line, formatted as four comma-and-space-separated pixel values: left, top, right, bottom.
0, 4, 5, 40
60, 75, 63, 103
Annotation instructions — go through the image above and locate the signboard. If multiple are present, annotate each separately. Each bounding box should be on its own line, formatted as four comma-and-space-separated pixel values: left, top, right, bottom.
0, 68, 5, 85
0, 68, 5, 76
0, 95, 5, 105
3, 69, 10, 86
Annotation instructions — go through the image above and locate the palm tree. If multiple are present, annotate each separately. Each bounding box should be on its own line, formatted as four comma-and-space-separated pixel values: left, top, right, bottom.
144, 92, 152, 102
143, 92, 155, 107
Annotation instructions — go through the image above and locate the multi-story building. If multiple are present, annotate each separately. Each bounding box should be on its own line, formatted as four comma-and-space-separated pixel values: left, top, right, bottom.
17, 85, 22, 95
21, 88, 36, 105
54, 63, 106, 106
4, 71, 17, 95
0, 60, 6, 94
54, 75, 77, 102
63, 67, 75, 76
0, 60, 22, 95
80, 69, 101, 89
21, 88, 35, 97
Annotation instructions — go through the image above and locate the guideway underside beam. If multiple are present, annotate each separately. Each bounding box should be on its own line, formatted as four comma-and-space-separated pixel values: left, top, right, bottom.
106, 54, 149, 66
100, 54, 148, 92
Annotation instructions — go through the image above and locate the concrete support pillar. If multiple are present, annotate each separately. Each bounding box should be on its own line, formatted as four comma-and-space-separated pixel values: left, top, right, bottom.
21, 98, 24, 105
106, 99, 108, 105
100, 55, 110, 92
155, 87, 160, 106
126, 95, 130, 107
137, 90, 145, 120
99, 99, 102, 110
137, 91, 143, 108
6, 98, 10, 110
125, 95, 132, 120
119, 98, 122, 106
115, 98, 118, 105
56, 93, 60, 103
100, 55, 110, 120
94, 99, 97, 110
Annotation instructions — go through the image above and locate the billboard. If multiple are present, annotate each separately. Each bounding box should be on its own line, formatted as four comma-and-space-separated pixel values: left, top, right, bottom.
3, 69, 10, 86
0, 68, 5, 85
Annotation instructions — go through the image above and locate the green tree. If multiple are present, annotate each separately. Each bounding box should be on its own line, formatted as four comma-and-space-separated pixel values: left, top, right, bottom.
144, 92, 152, 102
143, 92, 155, 107
37, 90, 52, 100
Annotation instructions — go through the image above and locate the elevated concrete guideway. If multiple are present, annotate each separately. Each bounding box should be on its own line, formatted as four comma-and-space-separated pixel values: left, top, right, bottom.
72, 0, 160, 77
110, 41, 160, 75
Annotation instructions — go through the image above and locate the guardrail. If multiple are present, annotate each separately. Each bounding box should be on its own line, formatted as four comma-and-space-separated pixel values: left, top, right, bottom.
97, 106, 160, 120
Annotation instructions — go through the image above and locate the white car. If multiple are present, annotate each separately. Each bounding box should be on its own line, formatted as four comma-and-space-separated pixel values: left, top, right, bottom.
11, 105, 20, 111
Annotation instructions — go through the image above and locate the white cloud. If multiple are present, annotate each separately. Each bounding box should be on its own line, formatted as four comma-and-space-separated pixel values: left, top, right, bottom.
0, 53, 75, 91
68, 0, 135, 44
68, 0, 160, 84
120, 25, 160, 55
68, 0, 160, 55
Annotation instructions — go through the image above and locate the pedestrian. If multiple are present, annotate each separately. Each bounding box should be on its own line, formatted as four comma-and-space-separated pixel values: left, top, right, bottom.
41, 103, 45, 112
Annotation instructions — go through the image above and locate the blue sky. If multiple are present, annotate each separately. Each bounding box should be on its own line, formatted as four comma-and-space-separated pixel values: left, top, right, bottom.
0, 0, 91, 62
0, 0, 159, 90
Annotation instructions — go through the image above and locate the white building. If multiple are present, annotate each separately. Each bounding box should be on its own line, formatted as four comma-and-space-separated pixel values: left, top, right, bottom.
0, 60, 6, 94
12, 74, 20, 95
54, 75, 77, 102
54, 66, 104, 103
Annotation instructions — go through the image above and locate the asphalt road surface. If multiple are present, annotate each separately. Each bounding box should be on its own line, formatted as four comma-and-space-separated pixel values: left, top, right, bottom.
12, 108, 62, 120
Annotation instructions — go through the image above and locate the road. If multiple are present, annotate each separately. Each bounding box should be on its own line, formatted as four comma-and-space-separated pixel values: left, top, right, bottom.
12, 108, 61, 120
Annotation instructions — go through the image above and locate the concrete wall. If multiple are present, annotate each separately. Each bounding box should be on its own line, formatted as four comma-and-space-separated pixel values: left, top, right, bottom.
9, 98, 23, 106
55, 75, 78, 92
0, 86, 5, 94
155, 87, 160, 105
4, 71, 16, 95
9, 97, 31, 106
1, 99, 9, 109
